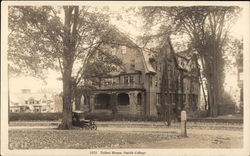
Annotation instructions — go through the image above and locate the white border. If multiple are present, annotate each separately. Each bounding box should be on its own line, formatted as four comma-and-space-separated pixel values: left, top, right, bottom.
1, 1, 250, 156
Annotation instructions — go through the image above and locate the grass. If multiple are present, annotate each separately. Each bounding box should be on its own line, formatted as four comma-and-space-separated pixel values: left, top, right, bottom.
9, 129, 178, 149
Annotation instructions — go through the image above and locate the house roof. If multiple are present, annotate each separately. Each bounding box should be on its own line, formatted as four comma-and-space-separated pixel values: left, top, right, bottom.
109, 25, 156, 75
10, 92, 47, 106
106, 25, 139, 48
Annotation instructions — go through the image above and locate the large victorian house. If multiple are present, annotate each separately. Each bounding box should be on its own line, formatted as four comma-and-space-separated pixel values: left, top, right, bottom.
77, 29, 200, 118
10, 89, 55, 113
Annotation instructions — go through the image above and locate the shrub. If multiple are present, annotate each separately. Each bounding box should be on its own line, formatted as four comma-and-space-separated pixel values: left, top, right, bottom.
84, 111, 113, 121
9, 113, 62, 121
188, 110, 208, 118
219, 91, 237, 115
218, 104, 236, 115
113, 114, 160, 121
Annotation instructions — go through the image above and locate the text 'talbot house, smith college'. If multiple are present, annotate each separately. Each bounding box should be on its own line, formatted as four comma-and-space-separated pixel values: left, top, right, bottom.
76, 27, 201, 118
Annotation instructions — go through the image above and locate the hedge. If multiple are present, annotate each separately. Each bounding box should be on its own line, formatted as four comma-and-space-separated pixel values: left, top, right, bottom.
9, 112, 161, 121
9, 112, 243, 123
84, 112, 161, 121
9, 113, 62, 121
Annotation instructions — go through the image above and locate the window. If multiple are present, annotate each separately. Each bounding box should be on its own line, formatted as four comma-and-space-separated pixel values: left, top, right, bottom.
30, 100, 34, 104
183, 94, 186, 102
137, 93, 142, 105
129, 76, 134, 84
130, 64, 135, 70
150, 76, 153, 86
121, 46, 126, 54
156, 94, 160, 104
169, 94, 172, 103
155, 79, 158, 87
124, 76, 129, 84
111, 47, 116, 55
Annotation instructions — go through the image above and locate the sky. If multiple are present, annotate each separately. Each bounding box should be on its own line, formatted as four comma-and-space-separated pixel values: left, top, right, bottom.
9, 5, 246, 105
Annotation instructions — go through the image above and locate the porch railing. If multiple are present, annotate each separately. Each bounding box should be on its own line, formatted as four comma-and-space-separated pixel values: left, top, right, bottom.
95, 83, 144, 90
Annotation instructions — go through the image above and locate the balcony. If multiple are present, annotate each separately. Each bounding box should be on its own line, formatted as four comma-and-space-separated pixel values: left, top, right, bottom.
95, 83, 144, 90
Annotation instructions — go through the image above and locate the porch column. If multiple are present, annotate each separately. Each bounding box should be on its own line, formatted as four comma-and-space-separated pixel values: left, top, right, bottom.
89, 94, 96, 112
129, 91, 137, 115
141, 92, 146, 115
110, 92, 118, 114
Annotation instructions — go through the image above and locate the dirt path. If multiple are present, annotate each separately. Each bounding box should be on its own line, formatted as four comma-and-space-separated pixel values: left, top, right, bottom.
114, 128, 243, 148
120, 134, 243, 148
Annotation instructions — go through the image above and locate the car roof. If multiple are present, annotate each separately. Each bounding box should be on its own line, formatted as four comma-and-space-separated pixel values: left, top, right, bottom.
72, 110, 84, 114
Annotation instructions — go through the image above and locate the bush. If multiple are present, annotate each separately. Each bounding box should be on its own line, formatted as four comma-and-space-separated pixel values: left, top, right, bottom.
85, 111, 113, 121
114, 114, 160, 121
9, 112, 161, 122
219, 91, 237, 115
9, 113, 62, 121
188, 110, 208, 118
218, 104, 236, 115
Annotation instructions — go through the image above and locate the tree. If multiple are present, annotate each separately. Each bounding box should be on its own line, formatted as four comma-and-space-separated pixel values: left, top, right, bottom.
8, 6, 121, 129
140, 6, 241, 117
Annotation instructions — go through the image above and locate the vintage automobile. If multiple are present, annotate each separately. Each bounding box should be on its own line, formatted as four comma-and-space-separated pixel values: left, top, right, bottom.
72, 110, 97, 130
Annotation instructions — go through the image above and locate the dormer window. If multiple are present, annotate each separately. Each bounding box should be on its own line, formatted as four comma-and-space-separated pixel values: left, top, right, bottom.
130, 64, 135, 70
111, 46, 116, 55
121, 46, 126, 54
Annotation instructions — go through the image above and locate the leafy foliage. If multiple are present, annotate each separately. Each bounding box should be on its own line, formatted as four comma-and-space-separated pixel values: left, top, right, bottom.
140, 6, 242, 117
8, 6, 124, 129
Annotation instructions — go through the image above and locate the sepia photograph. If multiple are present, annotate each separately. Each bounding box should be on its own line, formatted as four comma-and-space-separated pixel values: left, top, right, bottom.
1, 1, 250, 156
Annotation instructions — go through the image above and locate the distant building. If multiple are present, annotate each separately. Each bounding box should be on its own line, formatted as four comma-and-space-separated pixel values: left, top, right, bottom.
9, 89, 55, 113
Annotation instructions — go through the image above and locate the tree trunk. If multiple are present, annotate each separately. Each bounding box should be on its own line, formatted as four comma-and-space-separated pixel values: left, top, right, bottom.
160, 47, 172, 126
60, 68, 73, 129
59, 6, 79, 129
199, 46, 221, 117
207, 66, 219, 117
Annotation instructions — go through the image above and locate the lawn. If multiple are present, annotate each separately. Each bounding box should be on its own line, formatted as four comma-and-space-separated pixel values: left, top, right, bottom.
9, 121, 243, 131
8, 121, 243, 149
9, 128, 179, 149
